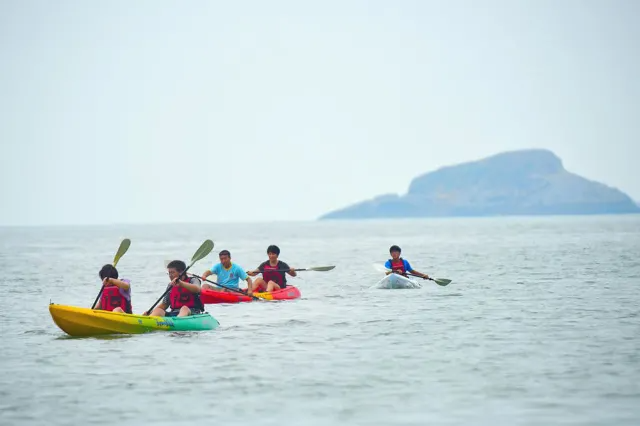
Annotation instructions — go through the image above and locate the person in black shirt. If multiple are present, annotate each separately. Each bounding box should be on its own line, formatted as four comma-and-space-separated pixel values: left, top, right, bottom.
247, 245, 296, 293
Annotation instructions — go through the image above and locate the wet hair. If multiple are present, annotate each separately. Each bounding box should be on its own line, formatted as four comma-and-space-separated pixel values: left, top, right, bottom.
166, 260, 187, 273
267, 245, 280, 255
219, 250, 231, 257
389, 245, 401, 253
99, 264, 119, 280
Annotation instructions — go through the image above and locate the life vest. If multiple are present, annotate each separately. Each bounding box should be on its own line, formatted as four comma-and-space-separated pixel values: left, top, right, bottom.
169, 278, 203, 310
262, 262, 286, 287
389, 258, 407, 275
100, 285, 132, 314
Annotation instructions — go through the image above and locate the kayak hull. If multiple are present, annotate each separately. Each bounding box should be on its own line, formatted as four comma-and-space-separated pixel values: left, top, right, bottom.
374, 273, 421, 289
49, 304, 219, 337
201, 286, 301, 304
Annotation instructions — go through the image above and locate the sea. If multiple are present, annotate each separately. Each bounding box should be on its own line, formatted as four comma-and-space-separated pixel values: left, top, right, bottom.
0, 215, 639, 426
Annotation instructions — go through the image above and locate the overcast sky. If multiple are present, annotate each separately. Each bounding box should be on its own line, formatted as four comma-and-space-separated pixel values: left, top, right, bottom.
1, 0, 638, 226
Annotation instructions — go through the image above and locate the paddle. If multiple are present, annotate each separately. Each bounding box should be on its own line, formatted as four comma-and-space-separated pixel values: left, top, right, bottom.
188, 273, 263, 301
245, 265, 336, 273
407, 272, 451, 286
373, 264, 452, 287
144, 239, 214, 315
91, 238, 131, 309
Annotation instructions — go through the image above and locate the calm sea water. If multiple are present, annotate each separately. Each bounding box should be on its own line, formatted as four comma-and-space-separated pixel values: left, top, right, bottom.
1, 216, 639, 425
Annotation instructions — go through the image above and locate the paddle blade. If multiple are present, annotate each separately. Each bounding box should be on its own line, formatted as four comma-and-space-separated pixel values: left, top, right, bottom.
307, 265, 336, 272
252, 293, 273, 301
112, 238, 131, 267
433, 278, 452, 286
190, 239, 214, 265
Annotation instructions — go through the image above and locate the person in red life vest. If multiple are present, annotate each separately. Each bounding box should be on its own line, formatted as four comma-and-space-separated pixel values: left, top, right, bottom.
144, 260, 204, 317
384, 245, 429, 279
247, 245, 296, 293
92, 264, 132, 314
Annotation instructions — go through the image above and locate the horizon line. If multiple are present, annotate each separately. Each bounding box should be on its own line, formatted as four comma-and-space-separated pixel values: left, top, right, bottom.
1, 212, 640, 229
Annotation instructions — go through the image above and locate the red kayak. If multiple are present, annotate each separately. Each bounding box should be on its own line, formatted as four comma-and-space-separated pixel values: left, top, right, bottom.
201, 286, 301, 304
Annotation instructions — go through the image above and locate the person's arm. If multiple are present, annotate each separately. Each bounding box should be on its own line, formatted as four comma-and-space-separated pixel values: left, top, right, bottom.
105, 277, 130, 291
283, 262, 297, 277
247, 262, 264, 277
202, 264, 217, 281
178, 277, 201, 294
406, 260, 429, 279
410, 270, 429, 279
238, 267, 254, 293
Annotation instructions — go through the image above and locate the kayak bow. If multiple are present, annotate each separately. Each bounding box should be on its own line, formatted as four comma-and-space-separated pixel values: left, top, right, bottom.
373, 273, 422, 289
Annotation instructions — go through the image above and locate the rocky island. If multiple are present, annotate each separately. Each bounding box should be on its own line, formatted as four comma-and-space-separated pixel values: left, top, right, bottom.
319, 149, 639, 220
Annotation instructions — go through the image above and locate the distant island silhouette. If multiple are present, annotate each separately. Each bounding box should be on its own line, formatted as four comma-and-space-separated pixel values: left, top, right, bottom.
319, 149, 640, 220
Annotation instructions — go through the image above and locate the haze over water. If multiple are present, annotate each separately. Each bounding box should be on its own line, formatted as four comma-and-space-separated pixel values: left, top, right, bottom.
1, 215, 639, 425
2, 1, 639, 226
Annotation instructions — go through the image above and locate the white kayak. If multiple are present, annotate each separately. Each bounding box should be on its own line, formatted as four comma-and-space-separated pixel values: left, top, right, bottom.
373, 273, 422, 289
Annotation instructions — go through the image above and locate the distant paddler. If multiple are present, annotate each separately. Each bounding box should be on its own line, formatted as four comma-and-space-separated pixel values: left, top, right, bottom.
246, 245, 297, 293
201, 250, 254, 294
385, 245, 429, 279
380, 245, 452, 286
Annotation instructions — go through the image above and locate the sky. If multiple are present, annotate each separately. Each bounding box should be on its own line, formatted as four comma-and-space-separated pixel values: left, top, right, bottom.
1, 0, 638, 226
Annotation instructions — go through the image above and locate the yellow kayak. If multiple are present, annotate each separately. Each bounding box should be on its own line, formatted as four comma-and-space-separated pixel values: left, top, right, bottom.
49, 303, 219, 337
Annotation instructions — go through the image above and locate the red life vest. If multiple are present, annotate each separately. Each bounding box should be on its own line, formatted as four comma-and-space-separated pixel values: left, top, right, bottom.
262, 262, 286, 287
389, 258, 407, 275
100, 285, 132, 314
169, 279, 202, 310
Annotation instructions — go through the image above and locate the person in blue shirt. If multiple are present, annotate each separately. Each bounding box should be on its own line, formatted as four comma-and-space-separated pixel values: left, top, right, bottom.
384, 245, 429, 279
201, 249, 254, 294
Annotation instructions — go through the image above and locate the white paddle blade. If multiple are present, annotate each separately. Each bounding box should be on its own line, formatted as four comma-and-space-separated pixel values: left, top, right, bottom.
307, 265, 336, 271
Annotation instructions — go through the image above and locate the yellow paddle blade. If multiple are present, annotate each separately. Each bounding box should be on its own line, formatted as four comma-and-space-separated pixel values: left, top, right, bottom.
189, 239, 214, 267
112, 238, 131, 267
252, 292, 274, 300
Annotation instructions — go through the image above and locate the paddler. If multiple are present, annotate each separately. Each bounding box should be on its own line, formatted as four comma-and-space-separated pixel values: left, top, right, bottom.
247, 245, 296, 292
92, 264, 132, 313
201, 249, 255, 294
144, 260, 204, 317
385, 245, 430, 279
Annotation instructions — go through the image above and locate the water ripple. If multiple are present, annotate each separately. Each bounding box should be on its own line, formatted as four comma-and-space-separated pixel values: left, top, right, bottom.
1, 217, 640, 425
